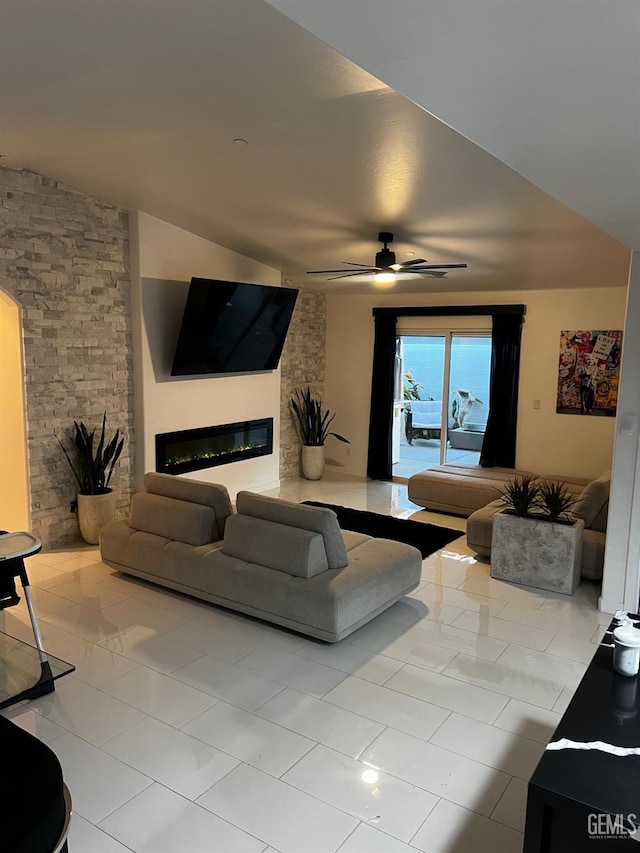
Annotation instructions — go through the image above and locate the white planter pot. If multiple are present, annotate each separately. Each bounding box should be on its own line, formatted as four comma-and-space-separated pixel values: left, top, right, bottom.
491, 512, 584, 595
301, 445, 325, 480
77, 490, 116, 545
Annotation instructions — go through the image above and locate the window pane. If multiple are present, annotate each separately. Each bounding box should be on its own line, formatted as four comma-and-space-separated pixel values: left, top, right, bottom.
445, 335, 492, 464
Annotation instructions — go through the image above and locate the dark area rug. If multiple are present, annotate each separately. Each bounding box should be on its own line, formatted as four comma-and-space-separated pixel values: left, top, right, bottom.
301, 501, 462, 558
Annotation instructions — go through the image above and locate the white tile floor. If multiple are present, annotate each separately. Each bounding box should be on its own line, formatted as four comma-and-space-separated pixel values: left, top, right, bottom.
0, 474, 609, 853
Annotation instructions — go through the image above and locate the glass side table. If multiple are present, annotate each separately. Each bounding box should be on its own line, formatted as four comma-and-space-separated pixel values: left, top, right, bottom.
0, 531, 75, 710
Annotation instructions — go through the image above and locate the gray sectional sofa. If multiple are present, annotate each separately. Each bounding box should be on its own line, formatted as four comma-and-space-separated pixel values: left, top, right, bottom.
466, 470, 610, 580
407, 463, 610, 579
100, 473, 422, 642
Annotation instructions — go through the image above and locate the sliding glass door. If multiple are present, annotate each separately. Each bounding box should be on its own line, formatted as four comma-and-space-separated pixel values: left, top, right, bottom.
397, 330, 492, 475
447, 334, 492, 463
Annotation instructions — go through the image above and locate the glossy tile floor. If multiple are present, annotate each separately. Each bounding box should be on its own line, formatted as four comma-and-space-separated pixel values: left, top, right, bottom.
0, 475, 608, 853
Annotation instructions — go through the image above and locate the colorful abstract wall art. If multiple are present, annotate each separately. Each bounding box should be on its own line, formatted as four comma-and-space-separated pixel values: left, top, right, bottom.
557, 330, 623, 416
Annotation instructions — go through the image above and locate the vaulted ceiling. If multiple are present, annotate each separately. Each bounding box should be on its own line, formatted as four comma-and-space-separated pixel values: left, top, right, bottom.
266, 0, 640, 252
1, 0, 635, 294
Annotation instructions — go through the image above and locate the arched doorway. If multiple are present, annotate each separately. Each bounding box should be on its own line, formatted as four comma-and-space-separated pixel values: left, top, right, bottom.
0, 289, 30, 531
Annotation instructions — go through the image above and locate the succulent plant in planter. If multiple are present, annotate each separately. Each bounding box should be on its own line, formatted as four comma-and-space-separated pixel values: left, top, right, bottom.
499, 475, 541, 518
493, 475, 583, 594
291, 387, 349, 480
536, 479, 578, 524
57, 413, 125, 544
499, 475, 577, 524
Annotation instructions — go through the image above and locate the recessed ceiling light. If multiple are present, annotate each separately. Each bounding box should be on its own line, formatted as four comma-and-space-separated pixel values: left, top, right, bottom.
233, 138, 248, 147
405, 251, 416, 257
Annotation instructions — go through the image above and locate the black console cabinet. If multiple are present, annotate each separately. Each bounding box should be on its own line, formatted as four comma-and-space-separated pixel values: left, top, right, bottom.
525, 616, 640, 850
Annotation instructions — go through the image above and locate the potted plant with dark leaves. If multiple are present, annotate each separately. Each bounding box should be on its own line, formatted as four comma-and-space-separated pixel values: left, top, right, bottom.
491, 475, 583, 595
536, 479, 578, 524
499, 475, 541, 518
57, 412, 124, 544
291, 387, 349, 480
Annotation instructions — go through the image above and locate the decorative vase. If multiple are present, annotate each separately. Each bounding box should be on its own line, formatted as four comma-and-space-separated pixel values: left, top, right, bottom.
77, 490, 116, 545
301, 444, 325, 480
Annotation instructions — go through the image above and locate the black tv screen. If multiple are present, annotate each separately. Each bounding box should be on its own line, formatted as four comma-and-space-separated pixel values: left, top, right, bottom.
170, 278, 299, 376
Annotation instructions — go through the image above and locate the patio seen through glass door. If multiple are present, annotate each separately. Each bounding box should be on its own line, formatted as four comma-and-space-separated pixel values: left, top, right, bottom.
393, 333, 492, 479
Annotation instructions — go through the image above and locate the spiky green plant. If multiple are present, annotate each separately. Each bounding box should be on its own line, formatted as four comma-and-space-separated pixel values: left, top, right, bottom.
291, 387, 350, 447
499, 475, 540, 517
535, 479, 577, 523
57, 412, 124, 494
403, 370, 425, 401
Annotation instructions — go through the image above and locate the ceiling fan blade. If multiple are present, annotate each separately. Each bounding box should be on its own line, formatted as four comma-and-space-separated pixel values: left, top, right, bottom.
306, 267, 372, 274
402, 269, 448, 278
398, 258, 428, 268
407, 263, 468, 270
340, 261, 377, 268
326, 270, 377, 281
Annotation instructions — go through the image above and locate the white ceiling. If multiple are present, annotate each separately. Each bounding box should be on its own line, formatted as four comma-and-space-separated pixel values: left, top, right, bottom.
267, 0, 640, 252
0, 0, 633, 294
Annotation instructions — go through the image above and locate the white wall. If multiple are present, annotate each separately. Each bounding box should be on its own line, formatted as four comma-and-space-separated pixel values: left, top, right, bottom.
324, 286, 628, 481
601, 253, 640, 614
132, 212, 282, 498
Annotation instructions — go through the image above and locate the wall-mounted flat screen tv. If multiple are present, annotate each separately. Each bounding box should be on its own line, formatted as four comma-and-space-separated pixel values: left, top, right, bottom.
170, 278, 299, 376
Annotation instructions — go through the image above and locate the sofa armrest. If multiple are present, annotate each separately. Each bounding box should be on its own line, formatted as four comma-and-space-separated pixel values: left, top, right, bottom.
222, 514, 329, 578
466, 499, 504, 556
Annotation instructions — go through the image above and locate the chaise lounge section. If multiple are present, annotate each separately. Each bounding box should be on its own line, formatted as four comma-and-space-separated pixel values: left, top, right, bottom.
408, 462, 590, 516
100, 473, 422, 642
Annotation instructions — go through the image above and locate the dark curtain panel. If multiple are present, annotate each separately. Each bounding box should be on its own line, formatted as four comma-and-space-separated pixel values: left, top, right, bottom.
367, 313, 397, 479
480, 313, 523, 468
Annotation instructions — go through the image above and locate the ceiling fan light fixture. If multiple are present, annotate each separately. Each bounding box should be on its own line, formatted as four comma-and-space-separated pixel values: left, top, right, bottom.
306, 231, 467, 283
374, 270, 396, 285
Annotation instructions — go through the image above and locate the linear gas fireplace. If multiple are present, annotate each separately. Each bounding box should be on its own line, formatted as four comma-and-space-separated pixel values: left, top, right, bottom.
155, 418, 273, 476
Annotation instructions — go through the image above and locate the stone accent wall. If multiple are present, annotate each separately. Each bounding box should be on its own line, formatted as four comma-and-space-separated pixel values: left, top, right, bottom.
0, 166, 134, 548
279, 283, 326, 478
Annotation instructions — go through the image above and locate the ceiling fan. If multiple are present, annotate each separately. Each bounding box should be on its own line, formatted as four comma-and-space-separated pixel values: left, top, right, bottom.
306, 232, 468, 282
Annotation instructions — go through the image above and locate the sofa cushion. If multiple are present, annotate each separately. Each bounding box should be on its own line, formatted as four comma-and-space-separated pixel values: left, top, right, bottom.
235, 491, 348, 569
342, 530, 371, 551
222, 514, 329, 578
571, 471, 611, 529
143, 472, 232, 537
200, 536, 421, 640
129, 492, 219, 546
